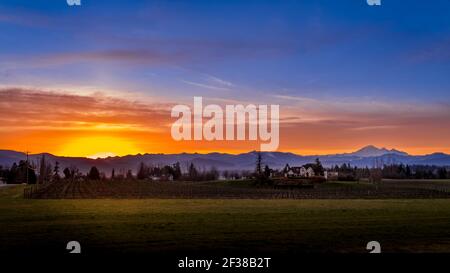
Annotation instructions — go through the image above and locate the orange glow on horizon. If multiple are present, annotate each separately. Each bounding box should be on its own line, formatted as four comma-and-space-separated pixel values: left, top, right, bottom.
3, 132, 450, 157
57, 136, 141, 158
1, 88, 449, 157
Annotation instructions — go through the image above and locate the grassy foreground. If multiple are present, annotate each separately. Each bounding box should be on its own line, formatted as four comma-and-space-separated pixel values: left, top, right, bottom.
1, 185, 450, 254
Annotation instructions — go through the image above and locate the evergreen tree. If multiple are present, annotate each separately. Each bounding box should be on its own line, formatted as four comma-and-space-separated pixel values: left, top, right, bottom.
15, 160, 37, 184
7, 163, 18, 184
438, 168, 447, 179
315, 158, 324, 176
53, 161, 60, 181
87, 166, 101, 180
188, 163, 198, 180
137, 162, 148, 180
126, 169, 134, 180
264, 165, 271, 178
63, 167, 71, 179
255, 152, 262, 175
172, 162, 182, 180
405, 165, 412, 178
38, 155, 47, 184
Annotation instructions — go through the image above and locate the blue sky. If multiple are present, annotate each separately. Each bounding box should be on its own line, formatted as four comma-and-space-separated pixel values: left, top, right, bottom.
1, 0, 450, 103
1, 0, 450, 155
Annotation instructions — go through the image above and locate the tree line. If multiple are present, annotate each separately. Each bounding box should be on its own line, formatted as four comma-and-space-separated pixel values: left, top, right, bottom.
0, 154, 448, 185
0, 155, 237, 184
330, 163, 449, 181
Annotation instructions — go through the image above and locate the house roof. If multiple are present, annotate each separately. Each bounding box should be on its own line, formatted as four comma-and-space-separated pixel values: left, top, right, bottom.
286, 165, 315, 174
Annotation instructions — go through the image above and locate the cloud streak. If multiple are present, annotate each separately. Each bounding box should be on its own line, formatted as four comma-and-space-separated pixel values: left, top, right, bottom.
181, 80, 231, 91
1, 87, 450, 155
0, 88, 172, 132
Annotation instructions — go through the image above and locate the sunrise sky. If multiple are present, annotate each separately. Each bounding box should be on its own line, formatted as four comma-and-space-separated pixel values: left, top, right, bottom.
1, 0, 450, 157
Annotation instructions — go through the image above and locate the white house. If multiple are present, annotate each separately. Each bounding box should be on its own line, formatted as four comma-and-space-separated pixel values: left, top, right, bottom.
305, 167, 315, 177
285, 166, 315, 178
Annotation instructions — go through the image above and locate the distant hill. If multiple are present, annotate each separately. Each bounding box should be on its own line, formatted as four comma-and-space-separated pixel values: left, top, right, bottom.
1, 146, 449, 175
345, 145, 409, 157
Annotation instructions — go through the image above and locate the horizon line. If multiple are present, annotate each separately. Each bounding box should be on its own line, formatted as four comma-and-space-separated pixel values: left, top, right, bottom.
1, 146, 448, 159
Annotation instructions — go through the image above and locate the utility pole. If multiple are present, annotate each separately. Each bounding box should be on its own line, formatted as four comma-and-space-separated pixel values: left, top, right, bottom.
26, 151, 29, 184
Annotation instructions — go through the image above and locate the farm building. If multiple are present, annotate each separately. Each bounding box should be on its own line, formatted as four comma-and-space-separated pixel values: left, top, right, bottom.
324, 171, 339, 180
284, 166, 315, 178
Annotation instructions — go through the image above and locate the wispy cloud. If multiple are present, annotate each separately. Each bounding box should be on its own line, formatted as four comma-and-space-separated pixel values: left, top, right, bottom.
0, 88, 172, 132
271, 94, 450, 144
349, 125, 399, 131
204, 74, 234, 87
406, 38, 450, 63
1, 87, 450, 155
181, 80, 231, 91
272, 93, 449, 116
0, 49, 188, 69
0, 10, 51, 28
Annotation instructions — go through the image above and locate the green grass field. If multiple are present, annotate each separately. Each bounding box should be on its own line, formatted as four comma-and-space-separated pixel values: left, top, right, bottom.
1, 184, 450, 254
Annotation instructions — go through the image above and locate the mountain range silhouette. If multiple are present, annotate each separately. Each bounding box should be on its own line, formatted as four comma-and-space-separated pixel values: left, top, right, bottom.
1, 145, 449, 174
